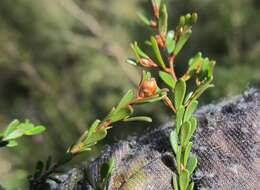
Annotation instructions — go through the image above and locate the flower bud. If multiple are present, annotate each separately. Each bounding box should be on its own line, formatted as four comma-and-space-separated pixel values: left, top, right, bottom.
155, 35, 166, 48
179, 16, 186, 26
139, 58, 157, 68
150, 20, 157, 28
139, 78, 158, 98
191, 13, 198, 24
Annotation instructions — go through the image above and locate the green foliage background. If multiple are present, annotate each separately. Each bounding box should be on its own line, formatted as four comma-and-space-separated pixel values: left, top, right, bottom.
0, 0, 259, 189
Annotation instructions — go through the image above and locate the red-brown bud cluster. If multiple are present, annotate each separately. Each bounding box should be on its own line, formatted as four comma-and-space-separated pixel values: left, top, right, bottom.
155, 35, 166, 49
138, 78, 158, 98
139, 58, 158, 68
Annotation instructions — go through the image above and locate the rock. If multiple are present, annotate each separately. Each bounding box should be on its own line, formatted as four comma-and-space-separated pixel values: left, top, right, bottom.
40, 89, 260, 189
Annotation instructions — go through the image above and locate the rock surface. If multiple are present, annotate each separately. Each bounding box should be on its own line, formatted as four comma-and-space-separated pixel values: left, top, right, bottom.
45, 89, 260, 190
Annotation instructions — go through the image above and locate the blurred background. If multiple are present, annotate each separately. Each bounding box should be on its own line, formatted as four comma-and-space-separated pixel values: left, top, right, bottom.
0, 0, 259, 189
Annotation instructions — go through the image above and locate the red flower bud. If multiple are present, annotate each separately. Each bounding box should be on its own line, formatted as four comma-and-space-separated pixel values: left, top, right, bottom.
139, 78, 158, 98
155, 35, 166, 49
139, 58, 157, 68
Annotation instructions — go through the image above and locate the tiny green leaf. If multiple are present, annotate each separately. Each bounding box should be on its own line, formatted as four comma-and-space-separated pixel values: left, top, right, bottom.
3, 129, 24, 141
184, 92, 193, 105
183, 100, 198, 122
189, 117, 197, 139
173, 173, 179, 190
126, 58, 138, 66
174, 79, 186, 110
109, 108, 132, 123
191, 77, 214, 101
137, 12, 151, 26
150, 36, 166, 69
176, 105, 185, 134
159, 71, 176, 89
116, 90, 135, 111
34, 161, 44, 178
131, 42, 149, 59
179, 170, 189, 190
188, 182, 195, 190
6, 140, 18, 147
101, 157, 115, 189
166, 31, 176, 54
134, 42, 149, 59
180, 121, 191, 147
4, 120, 20, 137
176, 145, 182, 174
174, 30, 192, 56
88, 120, 101, 137
187, 154, 198, 174
86, 128, 107, 148
184, 142, 192, 166
25, 125, 46, 135
158, 4, 168, 36
170, 130, 178, 154
123, 116, 152, 123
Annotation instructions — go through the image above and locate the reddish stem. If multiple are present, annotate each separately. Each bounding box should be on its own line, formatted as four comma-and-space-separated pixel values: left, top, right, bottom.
168, 54, 177, 81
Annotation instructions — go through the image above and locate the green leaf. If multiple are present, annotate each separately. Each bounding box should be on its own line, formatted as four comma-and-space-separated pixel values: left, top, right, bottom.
116, 90, 135, 111
150, 36, 166, 69
4, 119, 20, 137
173, 173, 179, 190
123, 116, 152, 123
82, 120, 101, 147
184, 92, 193, 105
109, 108, 132, 123
158, 4, 168, 36
184, 100, 198, 122
174, 31, 192, 56
3, 129, 24, 141
176, 105, 185, 134
184, 142, 192, 166
6, 140, 18, 147
126, 58, 138, 66
88, 120, 101, 137
25, 125, 46, 135
180, 121, 191, 147
133, 42, 149, 59
187, 154, 198, 174
191, 77, 214, 101
188, 182, 195, 190
179, 170, 189, 190
166, 31, 176, 54
86, 128, 107, 148
101, 157, 115, 189
133, 93, 166, 104
159, 71, 176, 89
176, 145, 181, 174
137, 12, 150, 26
174, 79, 186, 110
189, 117, 197, 140
34, 161, 44, 178
170, 130, 178, 154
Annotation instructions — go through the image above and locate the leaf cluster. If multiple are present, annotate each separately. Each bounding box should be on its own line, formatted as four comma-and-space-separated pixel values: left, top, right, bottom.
0, 119, 45, 148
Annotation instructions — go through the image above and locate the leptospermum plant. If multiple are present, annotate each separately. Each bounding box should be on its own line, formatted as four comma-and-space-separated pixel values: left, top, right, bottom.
0, 119, 45, 148
28, 0, 215, 189
128, 0, 215, 189
28, 71, 168, 189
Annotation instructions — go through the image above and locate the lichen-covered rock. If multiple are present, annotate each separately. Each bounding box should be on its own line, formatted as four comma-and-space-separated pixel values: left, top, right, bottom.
46, 89, 260, 190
